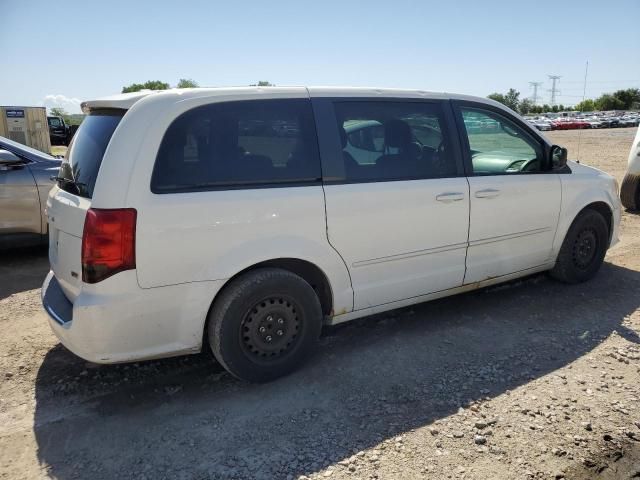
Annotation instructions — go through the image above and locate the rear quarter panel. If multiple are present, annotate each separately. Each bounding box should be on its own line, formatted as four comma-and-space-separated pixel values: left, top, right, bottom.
97, 90, 354, 315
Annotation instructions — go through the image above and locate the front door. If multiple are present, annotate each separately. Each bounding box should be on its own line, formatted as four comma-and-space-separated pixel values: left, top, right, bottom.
317, 98, 470, 310
455, 103, 561, 284
0, 160, 41, 235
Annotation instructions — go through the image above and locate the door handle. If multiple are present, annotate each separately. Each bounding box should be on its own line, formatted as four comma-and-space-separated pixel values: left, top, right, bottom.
475, 188, 501, 199
436, 192, 465, 203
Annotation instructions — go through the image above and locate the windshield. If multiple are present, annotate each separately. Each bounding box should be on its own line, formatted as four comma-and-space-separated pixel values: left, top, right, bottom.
57, 109, 124, 198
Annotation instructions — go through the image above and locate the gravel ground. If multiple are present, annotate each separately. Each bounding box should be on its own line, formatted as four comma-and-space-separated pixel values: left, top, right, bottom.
1, 128, 639, 480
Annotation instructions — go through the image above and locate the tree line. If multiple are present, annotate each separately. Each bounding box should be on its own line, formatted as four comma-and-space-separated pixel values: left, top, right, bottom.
53, 80, 638, 123
123, 80, 636, 115
120, 79, 275, 93
488, 88, 639, 115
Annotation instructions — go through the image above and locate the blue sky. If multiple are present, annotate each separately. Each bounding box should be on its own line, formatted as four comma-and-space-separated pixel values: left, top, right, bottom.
1, 0, 638, 113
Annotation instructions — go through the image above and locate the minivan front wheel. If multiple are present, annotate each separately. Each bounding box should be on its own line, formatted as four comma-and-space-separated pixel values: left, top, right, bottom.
550, 209, 609, 284
207, 268, 323, 382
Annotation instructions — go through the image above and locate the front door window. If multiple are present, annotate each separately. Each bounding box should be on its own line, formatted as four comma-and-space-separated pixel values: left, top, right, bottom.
460, 107, 543, 175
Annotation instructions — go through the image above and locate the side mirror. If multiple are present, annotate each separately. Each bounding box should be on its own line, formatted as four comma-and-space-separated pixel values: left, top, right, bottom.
550, 145, 568, 170
0, 149, 25, 166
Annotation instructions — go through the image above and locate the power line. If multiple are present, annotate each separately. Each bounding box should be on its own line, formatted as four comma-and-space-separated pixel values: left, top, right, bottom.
529, 82, 542, 105
548, 75, 561, 106
558, 79, 640, 84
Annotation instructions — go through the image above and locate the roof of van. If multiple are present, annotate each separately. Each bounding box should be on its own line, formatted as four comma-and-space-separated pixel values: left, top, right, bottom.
80, 87, 505, 113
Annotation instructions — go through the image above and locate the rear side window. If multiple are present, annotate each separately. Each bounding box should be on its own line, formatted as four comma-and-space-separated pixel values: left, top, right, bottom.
334, 101, 457, 182
151, 99, 321, 192
57, 109, 124, 198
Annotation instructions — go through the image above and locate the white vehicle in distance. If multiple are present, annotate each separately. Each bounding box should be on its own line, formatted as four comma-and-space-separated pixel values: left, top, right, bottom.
42, 87, 621, 382
620, 125, 640, 210
524, 117, 553, 131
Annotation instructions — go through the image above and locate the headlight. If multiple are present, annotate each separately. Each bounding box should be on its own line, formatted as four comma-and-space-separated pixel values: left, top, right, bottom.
613, 178, 620, 196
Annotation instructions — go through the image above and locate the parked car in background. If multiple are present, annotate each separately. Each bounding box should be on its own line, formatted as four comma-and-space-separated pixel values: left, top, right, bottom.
47, 115, 69, 145
607, 117, 621, 128
552, 118, 589, 130
620, 126, 640, 210
0, 136, 61, 248
572, 118, 590, 129
69, 123, 81, 140
527, 119, 553, 131
620, 116, 639, 128
41, 87, 621, 382
521, 113, 639, 131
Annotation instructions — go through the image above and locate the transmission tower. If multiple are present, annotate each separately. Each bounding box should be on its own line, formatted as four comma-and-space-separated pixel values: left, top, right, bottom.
547, 75, 561, 106
529, 82, 542, 105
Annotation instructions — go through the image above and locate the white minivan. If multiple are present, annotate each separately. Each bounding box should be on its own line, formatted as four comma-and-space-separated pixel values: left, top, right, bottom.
42, 87, 621, 382
620, 125, 640, 210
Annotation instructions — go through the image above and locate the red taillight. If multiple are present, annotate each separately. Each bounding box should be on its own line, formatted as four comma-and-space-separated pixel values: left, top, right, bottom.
81, 208, 137, 283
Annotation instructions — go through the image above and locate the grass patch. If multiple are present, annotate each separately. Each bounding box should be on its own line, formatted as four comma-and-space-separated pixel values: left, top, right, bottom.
50, 146, 67, 157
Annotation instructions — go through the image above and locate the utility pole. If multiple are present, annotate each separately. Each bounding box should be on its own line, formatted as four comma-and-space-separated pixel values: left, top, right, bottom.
580, 61, 589, 110
548, 75, 561, 106
529, 82, 542, 105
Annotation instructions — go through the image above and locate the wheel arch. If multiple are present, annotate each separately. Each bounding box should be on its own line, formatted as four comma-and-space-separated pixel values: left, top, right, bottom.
556, 201, 613, 253
227, 258, 334, 316
201, 258, 335, 352
580, 201, 613, 244
553, 183, 617, 259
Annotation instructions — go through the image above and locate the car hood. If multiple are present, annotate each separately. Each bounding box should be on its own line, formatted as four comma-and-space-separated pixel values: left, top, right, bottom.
567, 160, 610, 177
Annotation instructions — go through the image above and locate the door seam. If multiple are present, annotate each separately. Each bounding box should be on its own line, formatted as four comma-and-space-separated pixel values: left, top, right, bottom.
462, 176, 471, 284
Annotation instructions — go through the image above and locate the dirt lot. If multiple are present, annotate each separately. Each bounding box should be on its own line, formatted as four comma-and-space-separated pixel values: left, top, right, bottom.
1, 128, 639, 480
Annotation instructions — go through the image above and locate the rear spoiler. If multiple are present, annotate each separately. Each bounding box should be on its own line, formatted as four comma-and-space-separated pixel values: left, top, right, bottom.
81, 90, 158, 114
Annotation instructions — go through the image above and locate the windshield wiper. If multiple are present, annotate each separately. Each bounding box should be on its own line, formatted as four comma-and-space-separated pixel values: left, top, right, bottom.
51, 176, 88, 194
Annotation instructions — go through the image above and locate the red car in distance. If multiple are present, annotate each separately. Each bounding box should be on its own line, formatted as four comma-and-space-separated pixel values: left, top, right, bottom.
552, 118, 589, 130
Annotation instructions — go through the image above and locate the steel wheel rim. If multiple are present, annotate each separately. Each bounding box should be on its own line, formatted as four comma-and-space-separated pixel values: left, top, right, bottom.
239, 296, 301, 361
572, 228, 598, 270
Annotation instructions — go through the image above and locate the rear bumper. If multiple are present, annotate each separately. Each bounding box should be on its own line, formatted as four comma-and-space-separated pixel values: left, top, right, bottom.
41, 270, 225, 364
42, 273, 72, 326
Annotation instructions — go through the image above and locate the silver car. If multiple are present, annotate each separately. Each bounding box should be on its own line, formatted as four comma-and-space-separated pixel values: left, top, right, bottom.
0, 136, 61, 248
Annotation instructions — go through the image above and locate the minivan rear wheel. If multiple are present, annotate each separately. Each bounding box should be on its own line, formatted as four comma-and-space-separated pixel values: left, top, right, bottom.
620, 173, 640, 211
207, 268, 323, 382
550, 209, 609, 284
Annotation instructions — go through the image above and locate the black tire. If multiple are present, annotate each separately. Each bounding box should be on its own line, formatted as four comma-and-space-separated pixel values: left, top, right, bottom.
620, 173, 640, 211
207, 268, 323, 383
550, 209, 609, 284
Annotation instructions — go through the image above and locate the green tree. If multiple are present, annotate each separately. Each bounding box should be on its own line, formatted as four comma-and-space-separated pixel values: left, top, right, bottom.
612, 88, 640, 109
519, 98, 534, 115
574, 99, 596, 112
48, 107, 84, 126
251, 80, 275, 86
504, 89, 521, 111
49, 107, 67, 118
541, 104, 551, 113
551, 105, 559, 113
177, 78, 199, 88
595, 94, 625, 111
122, 80, 170, 93
487, 88, 520, 111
